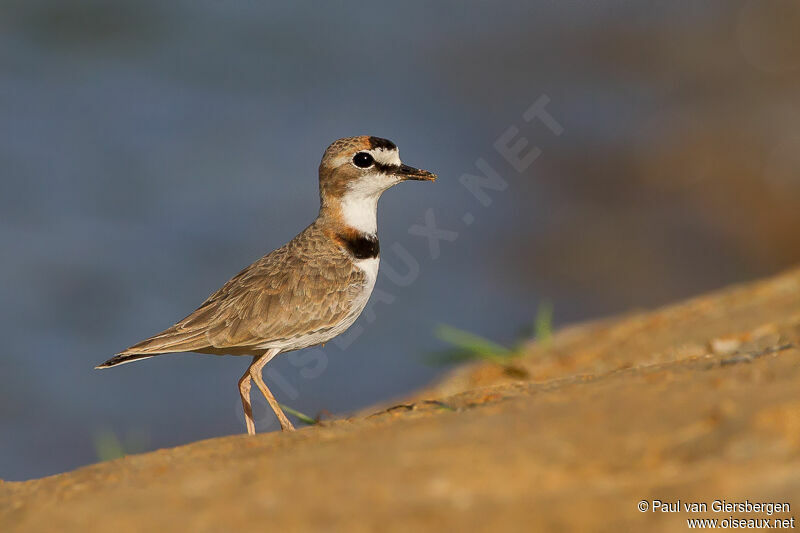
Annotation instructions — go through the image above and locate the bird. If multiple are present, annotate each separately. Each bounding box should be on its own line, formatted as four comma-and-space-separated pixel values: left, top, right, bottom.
96, 136, 436, 435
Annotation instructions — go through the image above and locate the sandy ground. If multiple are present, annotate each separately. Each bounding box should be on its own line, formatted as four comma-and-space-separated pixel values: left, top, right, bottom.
3, 268, 800, 532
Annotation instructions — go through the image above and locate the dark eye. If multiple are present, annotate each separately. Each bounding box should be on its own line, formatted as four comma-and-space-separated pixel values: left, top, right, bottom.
352, 152, 374, 168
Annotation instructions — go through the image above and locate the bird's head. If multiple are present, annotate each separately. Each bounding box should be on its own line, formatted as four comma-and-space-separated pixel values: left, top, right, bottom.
317, 136, 436, 233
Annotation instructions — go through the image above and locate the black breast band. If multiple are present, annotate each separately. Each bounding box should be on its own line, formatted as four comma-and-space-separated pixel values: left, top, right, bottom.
338, 232, 380, 260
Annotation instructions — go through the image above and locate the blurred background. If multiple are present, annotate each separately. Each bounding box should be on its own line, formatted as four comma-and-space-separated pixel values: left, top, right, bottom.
2, 0, 799, 480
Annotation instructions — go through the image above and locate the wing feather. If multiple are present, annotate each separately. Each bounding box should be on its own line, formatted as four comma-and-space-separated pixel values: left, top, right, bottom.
117, 223, 366, 356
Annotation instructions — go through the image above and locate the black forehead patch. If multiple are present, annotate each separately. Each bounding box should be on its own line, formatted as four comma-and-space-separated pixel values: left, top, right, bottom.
368, 137, 397, 151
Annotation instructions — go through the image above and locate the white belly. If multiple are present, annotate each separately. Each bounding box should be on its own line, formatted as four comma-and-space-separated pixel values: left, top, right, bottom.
260, 256, 379, 352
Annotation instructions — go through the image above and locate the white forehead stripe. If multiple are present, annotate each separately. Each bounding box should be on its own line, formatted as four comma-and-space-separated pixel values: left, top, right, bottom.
370, 148, 402, 167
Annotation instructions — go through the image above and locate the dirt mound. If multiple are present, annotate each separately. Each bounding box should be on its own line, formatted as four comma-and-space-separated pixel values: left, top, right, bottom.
3, 268, 800, 532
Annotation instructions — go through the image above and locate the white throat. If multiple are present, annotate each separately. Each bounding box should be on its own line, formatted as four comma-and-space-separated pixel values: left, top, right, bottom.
336, 171, 399, 234
339, 188, 381, 234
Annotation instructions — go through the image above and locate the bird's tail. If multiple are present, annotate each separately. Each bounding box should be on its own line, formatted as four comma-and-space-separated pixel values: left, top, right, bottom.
95, 353, 155, 369
96, 323, 212, 370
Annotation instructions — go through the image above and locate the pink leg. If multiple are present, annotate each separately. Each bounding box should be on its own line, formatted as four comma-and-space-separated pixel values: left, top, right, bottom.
249, 349, 295, 432
238, 363, 256, 435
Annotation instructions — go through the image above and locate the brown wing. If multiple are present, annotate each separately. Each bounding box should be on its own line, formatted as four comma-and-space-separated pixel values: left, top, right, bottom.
117, 223, 365, 356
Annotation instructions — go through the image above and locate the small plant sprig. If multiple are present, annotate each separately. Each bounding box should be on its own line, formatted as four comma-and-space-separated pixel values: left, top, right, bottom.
427, 300, 554, 367
534, 300, 554, 346
278, 403, 318, 426
92, 428, 150, 462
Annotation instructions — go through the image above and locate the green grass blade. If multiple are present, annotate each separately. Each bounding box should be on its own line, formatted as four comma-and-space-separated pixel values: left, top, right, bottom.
534, 300, 554, 344
434, 324, 510, 363
279, 403, 318, 426
93, 429, 126, 462
424, 348, 493, 366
